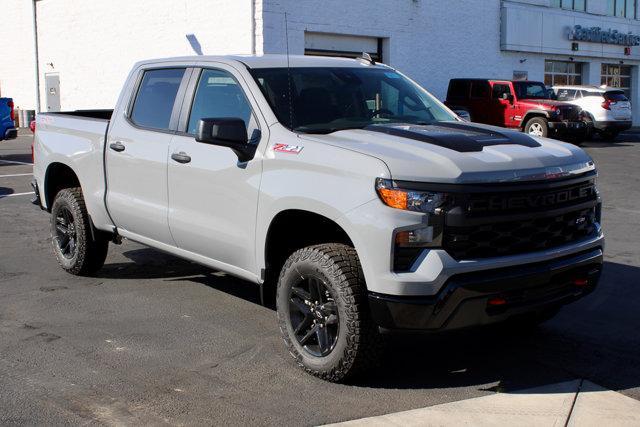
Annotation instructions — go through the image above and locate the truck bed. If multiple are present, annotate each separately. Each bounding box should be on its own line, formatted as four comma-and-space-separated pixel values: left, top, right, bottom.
33, 110, 114, 231
46, 109, 114, 120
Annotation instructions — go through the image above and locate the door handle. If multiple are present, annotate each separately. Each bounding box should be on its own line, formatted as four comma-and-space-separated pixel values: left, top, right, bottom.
109, 141, 126, 152
171, 152, 191, 164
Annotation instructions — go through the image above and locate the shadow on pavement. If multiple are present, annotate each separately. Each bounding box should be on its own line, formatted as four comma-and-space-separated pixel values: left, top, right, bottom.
0, 153, 32, 165
0, 187, 14, 196
98, 247, 640, 396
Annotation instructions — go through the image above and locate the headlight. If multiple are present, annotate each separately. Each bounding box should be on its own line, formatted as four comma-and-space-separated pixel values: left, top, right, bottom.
375, 178, 446, 213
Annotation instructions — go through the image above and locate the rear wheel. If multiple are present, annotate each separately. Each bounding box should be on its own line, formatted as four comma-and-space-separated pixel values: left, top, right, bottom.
276, 243, 382, 382
524, 117, 549, 138
50, 188, 108, 276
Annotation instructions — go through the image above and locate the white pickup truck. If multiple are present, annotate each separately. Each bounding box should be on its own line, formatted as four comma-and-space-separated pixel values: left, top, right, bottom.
33, 55, 604, 382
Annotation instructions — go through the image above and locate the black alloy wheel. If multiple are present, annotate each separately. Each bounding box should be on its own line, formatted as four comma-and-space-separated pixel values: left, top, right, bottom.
54, 206, 77, 259
289, 275, 339, 357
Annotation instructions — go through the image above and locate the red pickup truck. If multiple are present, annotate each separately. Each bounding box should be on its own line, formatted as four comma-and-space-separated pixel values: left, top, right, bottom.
446, 79, 588, 140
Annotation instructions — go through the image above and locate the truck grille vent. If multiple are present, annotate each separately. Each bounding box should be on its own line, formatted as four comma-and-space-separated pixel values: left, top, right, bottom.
443, 207, 597, 260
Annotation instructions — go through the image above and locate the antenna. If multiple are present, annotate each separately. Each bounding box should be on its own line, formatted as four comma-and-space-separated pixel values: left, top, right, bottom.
284, 12, 295, 132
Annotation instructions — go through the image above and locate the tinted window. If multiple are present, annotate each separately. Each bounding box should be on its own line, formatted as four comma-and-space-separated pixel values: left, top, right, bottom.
250, 67, 456, 133
556, 89, 577, 101
513, 82, 550, 99
447, 80, 470, 100
188, 69, 258, 139
130, 68, 185, 130
470, 81, 490, 99
492, 84, 512, 99
605, 91, 628, 102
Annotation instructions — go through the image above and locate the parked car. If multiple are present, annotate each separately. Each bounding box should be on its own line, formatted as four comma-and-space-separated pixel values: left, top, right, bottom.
0, 97, 17, 141
445, 79, 588, 140
553, 85, 632, 140
33, 55, 603, 382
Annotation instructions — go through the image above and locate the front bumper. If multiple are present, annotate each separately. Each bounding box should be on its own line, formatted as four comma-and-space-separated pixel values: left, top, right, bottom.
368, 247, 602, 332
2, 127, 17, 140
548, 120, 588, 135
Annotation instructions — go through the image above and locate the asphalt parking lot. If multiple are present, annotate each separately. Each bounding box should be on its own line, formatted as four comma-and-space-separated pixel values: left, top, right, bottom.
1, 131, 640, 425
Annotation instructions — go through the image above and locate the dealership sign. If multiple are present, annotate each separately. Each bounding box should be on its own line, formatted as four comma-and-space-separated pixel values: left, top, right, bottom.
569, 25, 640, 46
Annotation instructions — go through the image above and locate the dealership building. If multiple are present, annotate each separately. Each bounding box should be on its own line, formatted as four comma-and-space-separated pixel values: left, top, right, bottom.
3, 0, 640, 124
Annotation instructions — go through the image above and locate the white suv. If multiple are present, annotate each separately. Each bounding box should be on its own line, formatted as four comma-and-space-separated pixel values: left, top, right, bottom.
553, 85, 632, 140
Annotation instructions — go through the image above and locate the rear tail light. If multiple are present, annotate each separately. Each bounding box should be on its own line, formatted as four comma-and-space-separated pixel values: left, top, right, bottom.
8, 100, 15, 121
602, 99, 612, 110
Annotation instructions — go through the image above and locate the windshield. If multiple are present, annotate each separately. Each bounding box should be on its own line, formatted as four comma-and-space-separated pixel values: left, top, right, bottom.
513, 82, 551, 100
249, 67, 457, 134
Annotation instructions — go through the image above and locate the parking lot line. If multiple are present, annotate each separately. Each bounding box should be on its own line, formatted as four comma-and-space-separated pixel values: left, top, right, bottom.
0, 191, 35, 199
0, 173, 33, 178
0, 159, 34, 166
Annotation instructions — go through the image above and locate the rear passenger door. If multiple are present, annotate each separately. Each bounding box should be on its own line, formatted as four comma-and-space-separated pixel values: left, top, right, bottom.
106, 67, 191, 245
167, 66, 265, 277
468, 80, 491, 124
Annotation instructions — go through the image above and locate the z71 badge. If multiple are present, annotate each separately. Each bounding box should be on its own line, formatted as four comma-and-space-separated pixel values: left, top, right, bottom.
273, 143, 303, 154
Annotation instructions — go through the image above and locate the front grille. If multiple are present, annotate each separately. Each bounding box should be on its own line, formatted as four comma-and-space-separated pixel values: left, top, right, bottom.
559, 105, 581, 121
444, 208, 597, 260
441, 177, 599, 260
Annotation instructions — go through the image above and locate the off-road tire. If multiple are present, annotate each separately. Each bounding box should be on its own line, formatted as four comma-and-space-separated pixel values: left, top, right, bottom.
524, 117, 549, 138
50, 188, 108, 276
276, 243, 382, 382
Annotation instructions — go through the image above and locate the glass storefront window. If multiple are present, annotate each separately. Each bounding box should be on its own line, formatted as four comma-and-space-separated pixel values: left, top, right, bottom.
601, 64, 632, 97
607, 0, 637, 19
551, 0, 586, 11
545, 60, 583, 86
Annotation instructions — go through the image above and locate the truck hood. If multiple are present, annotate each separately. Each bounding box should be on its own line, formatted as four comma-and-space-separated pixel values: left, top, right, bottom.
299, 122, 594, 183
519, 99, 568, 108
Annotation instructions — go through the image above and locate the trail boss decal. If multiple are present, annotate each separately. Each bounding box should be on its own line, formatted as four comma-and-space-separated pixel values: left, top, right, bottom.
273, 143, 303, 154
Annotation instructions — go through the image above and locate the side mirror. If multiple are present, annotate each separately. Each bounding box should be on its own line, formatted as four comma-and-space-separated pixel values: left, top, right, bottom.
196, 118, 256, 162
453, 110, 471, 122
502, 93, 514, 103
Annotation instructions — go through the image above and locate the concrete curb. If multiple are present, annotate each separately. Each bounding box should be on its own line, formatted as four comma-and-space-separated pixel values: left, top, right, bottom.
325, 380, 640, 427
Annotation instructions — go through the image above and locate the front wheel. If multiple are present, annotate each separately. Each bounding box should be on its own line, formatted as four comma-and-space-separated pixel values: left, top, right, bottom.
276, 244, 382, 382
50, 188, 109, 276
524, 117, 549, 138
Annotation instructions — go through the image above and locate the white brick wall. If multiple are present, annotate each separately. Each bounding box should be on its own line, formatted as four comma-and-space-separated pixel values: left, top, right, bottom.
260, 0, 543, 101
2, 0, 640, 124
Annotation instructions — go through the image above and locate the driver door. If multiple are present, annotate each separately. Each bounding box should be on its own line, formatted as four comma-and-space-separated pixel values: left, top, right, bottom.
490, 82, 515, 128
167, 66, 264, 277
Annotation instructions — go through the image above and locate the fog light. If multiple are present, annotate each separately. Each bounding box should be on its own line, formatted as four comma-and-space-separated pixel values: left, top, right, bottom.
395, 227, 434, 247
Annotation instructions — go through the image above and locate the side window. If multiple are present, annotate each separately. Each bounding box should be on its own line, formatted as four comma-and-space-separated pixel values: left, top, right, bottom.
492, 84, 512, 100
470, 81, 490, 99
187, 69, 259, 141
448, 80, 470, 100
130, 68, 185, 130
557, 89, 576, 101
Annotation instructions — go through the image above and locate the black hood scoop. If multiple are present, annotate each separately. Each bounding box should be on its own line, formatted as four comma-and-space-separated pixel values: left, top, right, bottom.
364, 122, 542, 153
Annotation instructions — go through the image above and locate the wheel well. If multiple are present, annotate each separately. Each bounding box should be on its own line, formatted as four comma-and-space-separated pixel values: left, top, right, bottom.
521, 113, 548, 129
44, 163, 81, 211
263, 210, 354, 300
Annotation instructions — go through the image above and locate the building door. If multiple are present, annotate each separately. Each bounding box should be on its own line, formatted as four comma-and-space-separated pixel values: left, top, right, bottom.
304, 32, 383, 62
601, 64, 632, 98
45, 73, 61, 112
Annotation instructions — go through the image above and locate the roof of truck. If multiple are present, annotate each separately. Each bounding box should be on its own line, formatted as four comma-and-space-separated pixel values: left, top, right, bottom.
134, 54, 391, 69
